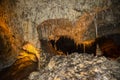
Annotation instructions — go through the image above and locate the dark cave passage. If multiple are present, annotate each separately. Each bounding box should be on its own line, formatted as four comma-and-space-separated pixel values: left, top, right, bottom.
49, 34, 120, 59
55, 36, 77, 54
96, 33, 120, 59
49, 36, 96, 55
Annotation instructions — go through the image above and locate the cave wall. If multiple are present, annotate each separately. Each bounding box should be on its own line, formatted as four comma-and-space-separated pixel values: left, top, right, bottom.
0, 21, 20, 70
0, 0, 120, 70
0, 0, 117, 48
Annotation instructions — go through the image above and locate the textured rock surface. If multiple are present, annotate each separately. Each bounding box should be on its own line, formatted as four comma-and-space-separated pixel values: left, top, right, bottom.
38, 12, 97, 44
96, 0, 120, 37
0, 0, 120, 80
0, 43, 40, 80
0, 21, 20, 70
1, 0, 119, 49
28, 53, 120, 80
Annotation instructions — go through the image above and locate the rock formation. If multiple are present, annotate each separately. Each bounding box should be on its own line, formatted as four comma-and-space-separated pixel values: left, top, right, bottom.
0, 21, 20, 70
0, 0, 120, 80
0, 42, 40, 80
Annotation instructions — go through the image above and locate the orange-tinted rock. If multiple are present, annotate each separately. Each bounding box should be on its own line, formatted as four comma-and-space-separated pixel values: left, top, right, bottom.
0, 43, 39, 80
0, 22, 20, 70
37, 18, 73, 40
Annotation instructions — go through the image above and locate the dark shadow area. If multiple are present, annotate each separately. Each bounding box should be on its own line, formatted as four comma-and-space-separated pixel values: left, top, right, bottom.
77, 41, 96, 55
0, 57, 38, 80
96, 33, 120, 59
0, 0, 3, 4
50, 36, 96, 55
55, 36, 76, 54
49, 34, 120, 59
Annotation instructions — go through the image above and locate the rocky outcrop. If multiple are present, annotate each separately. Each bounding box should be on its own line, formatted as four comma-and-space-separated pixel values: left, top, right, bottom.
96, 0, 120, 36
37, 18, 73, 40
0, 21, 20, 70
28, 53, 120, 80
1, 0, 119, 49
0, 0, 120, 80
0, 43, 40, 80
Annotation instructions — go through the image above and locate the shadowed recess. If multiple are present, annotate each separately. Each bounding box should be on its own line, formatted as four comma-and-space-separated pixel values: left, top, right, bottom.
49, 34, 120, 59
49, 36, 96, 55
96, 33, 120, 59
0, 43, 39, 80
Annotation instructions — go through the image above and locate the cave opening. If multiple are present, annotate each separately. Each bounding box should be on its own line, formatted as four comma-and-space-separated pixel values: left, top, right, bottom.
49, 33, 120, 59
96, 33, 120, 59
49, 36, 97, 55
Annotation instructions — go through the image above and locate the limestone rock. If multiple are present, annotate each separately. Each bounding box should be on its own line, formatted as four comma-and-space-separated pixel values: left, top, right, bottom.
0, 42, 40, 80
0, 21, 20, 70
28, 53, 120, 80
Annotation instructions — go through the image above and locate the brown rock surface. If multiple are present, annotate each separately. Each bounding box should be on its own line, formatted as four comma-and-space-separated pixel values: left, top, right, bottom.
0, 43, 40, 80
0, 21, 20, 70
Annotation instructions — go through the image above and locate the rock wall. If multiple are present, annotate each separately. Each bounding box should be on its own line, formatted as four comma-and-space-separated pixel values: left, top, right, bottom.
0, 0, 120, 70
0, 0, 120, 79
1, 0, 118, 48
0, 20, 20, 70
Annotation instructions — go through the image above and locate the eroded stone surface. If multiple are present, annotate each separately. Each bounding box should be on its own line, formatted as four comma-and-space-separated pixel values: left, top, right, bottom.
0, 42, 40, 80
0, 21, 20, 70
1, 0, 118, 49
28, 53, 120, 80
